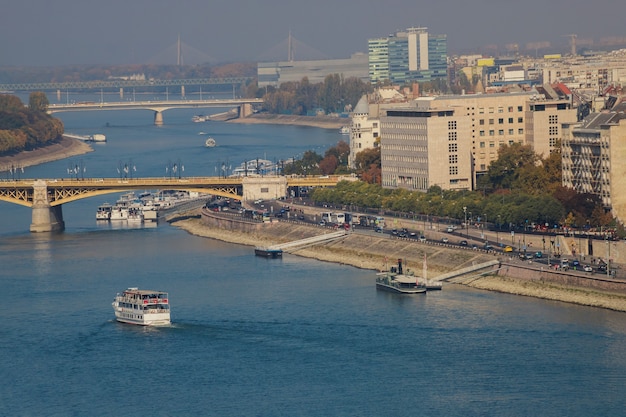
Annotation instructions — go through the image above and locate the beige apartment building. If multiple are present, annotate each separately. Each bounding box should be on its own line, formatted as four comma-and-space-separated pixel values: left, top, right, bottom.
378, 90, 576, 192
561, 101, 626, 224
348, 88, 412, 169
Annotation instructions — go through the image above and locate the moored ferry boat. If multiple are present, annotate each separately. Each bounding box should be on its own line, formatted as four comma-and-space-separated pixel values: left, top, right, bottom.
112, 288, 171, 326
376, 259, 427, 294
96, 203, 112, 220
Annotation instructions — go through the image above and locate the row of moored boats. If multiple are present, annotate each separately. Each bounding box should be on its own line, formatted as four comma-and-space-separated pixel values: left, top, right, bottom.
96, 191, 201, 224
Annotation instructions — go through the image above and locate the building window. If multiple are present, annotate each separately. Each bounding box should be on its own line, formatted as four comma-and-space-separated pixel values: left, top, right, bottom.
508, 106, 514, 112
518, 117, 523, 123
480, 164, 486, 170
448, 143, 458, 152
448, 132, 457, 141
480, 141, 485, 148
489, 130, 495, 136
489, 142, 495, 148
498, 118, 504, 124
479, 107, 484, 114
508, 117, 514, 123
498, 107, 503, 113
479, 130, 485, 136
498, 129, 504, 135
517, 106, 523, 111
373, 122, 378, 128
518, 128, 524, 134
479, 119, 485, 125
449, 155, 458, 164
448, 121, 457, 130
549, 115, 558, 124
449, 166, 458, 175
508, 129, 514, 135
489, 119, 494, 125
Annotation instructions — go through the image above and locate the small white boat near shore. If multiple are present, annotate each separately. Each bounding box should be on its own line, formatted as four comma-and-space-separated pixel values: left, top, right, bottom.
205, 137, 216, 147
64, 133, 106, 142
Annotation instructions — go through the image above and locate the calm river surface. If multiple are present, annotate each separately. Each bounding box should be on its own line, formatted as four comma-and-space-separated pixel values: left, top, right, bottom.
1, 96, 625, 416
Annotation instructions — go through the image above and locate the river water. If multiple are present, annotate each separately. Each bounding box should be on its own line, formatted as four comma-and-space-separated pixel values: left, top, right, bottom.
1, 96, 626, 416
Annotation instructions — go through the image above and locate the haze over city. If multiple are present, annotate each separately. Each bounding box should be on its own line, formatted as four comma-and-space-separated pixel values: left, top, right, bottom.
2, 0, 626, 67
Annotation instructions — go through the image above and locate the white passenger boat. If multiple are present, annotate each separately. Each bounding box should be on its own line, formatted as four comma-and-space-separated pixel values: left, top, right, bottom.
96, 203, 112, 220
109, 206, 128, 220
88, 134, 106, 142
192, 114, 209, 122
205, 137, 216, 147
112, 288, 171, 326
127, 205, 144, 223
375, 259, 427, 294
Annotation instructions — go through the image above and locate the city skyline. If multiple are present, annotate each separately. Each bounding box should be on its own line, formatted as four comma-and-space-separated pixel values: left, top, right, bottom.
2, 0, 626, 67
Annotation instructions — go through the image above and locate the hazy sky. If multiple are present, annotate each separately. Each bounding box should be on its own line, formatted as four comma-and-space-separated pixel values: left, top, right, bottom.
2, 0, 626, 66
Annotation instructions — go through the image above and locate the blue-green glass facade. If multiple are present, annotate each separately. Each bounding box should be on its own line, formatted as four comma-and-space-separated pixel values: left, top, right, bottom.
368, 30, 448, 85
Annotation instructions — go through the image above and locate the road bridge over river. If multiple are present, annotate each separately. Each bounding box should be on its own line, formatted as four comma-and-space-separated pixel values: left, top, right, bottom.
0, 175, 347, 232
47, 98, 263, 125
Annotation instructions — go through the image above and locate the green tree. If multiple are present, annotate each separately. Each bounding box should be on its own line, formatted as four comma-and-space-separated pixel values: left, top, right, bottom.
485, 143, 537, 190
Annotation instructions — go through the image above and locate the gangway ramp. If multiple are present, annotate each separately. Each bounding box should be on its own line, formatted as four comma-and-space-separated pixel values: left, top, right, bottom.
269, 230, 348, 252
435, 260, 500, 284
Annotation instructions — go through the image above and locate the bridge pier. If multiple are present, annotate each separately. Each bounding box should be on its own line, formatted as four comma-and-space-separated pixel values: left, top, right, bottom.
154, 110, 164, 126
242, 176, 287, 201
30, 180, 65, 233
240, 103, 253, 118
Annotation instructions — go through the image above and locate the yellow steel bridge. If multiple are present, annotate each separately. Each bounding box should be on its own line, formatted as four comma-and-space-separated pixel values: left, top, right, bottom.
0, 175, 346, 232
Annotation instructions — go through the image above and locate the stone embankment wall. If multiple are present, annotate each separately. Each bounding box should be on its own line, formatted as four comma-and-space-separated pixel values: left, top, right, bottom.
496, 262, 626, 294
200, 209, 265, 234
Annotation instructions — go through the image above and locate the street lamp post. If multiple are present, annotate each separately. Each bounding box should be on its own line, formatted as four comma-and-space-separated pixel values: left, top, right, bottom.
463, 206, 467, 237
497, 215, 501, 246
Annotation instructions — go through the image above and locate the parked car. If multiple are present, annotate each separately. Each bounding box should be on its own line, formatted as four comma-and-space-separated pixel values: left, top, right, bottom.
503, 245, 513, 253
459, 240, 468, 246
419, 236, 427, 242
484, 244, 494, 250
583, 265, 593, 272
535, 251, 543, 258
442, 237, 449, 243
446, 226, 455, 233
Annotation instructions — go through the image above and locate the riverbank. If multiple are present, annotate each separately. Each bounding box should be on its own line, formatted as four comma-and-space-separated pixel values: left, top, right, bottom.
229, 113, 348, 130
0, 136, 93, 170
171, 215, 626, 313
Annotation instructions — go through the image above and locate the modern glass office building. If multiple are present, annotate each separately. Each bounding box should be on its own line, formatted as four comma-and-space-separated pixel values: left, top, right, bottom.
368, 28, 447, 85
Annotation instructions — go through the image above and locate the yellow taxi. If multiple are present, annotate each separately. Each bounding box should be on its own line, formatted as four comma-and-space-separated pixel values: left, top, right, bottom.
503, 245, 513, 253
